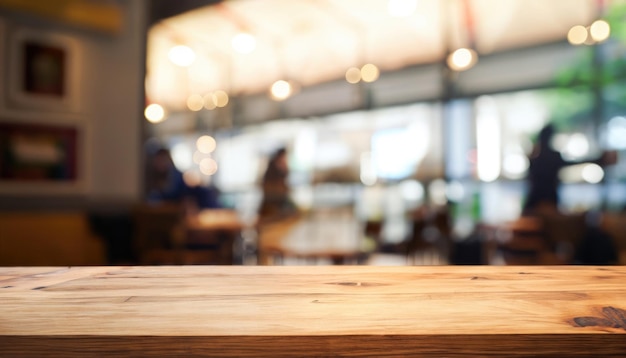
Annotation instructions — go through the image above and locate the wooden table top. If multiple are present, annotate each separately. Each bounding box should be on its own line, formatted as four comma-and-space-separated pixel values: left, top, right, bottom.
185, 209, 246, 231
1, 265, 625, 357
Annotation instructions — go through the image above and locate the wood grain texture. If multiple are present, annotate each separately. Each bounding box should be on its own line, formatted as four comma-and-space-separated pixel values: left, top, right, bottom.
1, 266, 625, 357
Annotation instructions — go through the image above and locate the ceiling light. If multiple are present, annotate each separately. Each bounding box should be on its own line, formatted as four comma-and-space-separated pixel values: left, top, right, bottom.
168, 45, 195, 67
232, 33, 256, 54
213, 90, 229, 107
590, 20, 610, 43
567, 25, 588, 45
144, 103, 166, 123
186, 94, 204, 111
361, 63, 380, 83
203, 93, 217, 110
199, 158, 218, 176
345, 67, 361, 84
197, 135, 217, 154
270, 80, 292, 101
447, 48, 477, 71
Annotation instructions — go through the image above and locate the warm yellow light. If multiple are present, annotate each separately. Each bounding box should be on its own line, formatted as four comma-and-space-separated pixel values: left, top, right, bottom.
361, 63, 379, 83
203, 93, 217, 110
196, 135, 217, 154
567, 25, 588, 45
271, 80, 292, 100
590, 20, 610, 42
214, 90, 229, 107
199, 157, 218, 176
232, 33, 256, 54
186, 94, 204, 111
144, 103, 165, 123
388, 0, 418, 17
168, 45, 195, 67
346, 67, 361, 84
447, 48, 477, 71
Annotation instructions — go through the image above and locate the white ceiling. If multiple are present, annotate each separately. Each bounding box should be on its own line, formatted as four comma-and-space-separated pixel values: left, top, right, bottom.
146, 0, 597, 110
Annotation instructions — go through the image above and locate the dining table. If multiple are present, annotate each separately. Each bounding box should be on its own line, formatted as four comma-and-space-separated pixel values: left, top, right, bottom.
1, 265, 625, 356
183, 209, 247, 264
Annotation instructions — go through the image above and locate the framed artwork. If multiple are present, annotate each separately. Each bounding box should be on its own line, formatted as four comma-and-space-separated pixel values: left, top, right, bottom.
6, 26, 81, 113
0, 122, 86, 194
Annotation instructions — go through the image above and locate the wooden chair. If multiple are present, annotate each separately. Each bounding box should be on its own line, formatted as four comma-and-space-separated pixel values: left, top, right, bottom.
133, 204, 236, 265
256, 214, 302, 265
405, 208, 452, 265
601, 212, 626, 265
495, 217, 548, 265
541, 213, 587, 264
132, 203, 185, 265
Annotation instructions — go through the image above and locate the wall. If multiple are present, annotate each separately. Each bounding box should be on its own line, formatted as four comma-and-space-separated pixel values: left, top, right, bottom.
0, 0, 146, 210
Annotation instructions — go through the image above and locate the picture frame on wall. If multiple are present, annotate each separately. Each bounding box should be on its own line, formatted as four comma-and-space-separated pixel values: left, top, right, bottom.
6, 26, 82, 113
0, 121, 88, 194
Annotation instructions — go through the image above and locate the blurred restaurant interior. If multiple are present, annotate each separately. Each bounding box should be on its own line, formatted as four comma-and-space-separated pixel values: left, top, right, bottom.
1, 0, 626, 267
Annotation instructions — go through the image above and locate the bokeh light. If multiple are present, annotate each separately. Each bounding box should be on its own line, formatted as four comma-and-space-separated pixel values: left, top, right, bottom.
168, 45, 195, 67
214, 90, 229, 107
582, 163, 604, 184
186, 94, 204, 111
361, 63, 380, 83
144, 103, 165, 123
199, 157, 218, 176
193, 150, 204, 164
590, 20, 610, 42
271, 80, 292, 100
428, 179, 448, 206
567, 25, 588, 45
562, 133, 589, 160
203, 93, 217, 110
503, 153, 529, 179
400, 180, 424, 203
447, 48, 477, 71
345, 67, 361, 84
196, 135, 217, 154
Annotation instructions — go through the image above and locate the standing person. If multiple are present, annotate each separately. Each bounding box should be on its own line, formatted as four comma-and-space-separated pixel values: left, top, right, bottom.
258, 147, 297, 222
523, 124, 613, 215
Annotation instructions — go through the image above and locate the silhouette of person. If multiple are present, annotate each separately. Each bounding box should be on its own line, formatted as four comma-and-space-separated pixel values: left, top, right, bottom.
145, 147, 221, 209
146, 148, 187, 204
258, 147, 297, 222
523, 124, 613, 215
